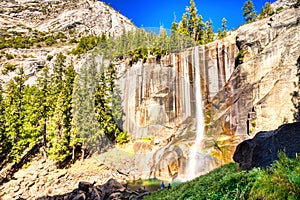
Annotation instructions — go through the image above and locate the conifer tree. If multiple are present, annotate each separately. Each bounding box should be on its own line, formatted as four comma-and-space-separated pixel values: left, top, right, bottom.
178, 12, 190, 37
222, 18, 228, 36
196, 15, 206, 44
4, 67, 27, 161
243, 0, 257, 23
37, 66, 52, 148
47, 54, 76, 162
0, 81, 9, 163
72, 56, 102, 156
188, 0, 198, 40
258, 2, 274, 19
205, 19, 214, 43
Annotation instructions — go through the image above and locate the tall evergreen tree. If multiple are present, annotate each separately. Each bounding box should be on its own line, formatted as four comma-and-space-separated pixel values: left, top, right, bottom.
222, 18, 228, 37
243, 0, 257, 23
72, 56, 102, 157
4, 67, 27, 161
188, 0, 198, 40
47, 54, 77, 163
0, 81, 9, 163
178, 12, 190, 37
37, 66, 52, 148
205, 19, 214, 43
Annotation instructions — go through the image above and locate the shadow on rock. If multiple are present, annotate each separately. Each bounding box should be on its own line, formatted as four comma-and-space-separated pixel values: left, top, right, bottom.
233, 122, 300, 170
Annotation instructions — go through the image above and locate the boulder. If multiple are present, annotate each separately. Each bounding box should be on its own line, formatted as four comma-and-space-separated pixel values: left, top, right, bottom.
233, 122, 300, 170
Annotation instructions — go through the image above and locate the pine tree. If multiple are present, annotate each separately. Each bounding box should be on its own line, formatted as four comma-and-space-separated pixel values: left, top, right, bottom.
196, 15, 206, 44
178, 12, 190, 36
47, 54, 76, 163
72, 56, 102, 156
222, 18, 228, 37
243, 0, 257, 23
37, 66, 52, 148
0, 80, 9, 163
205, 19, 214, 43
258, 2, 274, 19
4, 67, 27, 162
188, 0, 198, 40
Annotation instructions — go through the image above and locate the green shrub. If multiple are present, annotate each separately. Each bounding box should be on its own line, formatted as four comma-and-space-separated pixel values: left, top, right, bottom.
47, 55, 53, 61
45, 36, 57, 46
2, 64, 17, 74
250, 153, 300, 200
71, 35, 104, 55
116, 131, 129, 144
235, 50, 245, 65
276, 6, 284, 12
5, 53, 14, 60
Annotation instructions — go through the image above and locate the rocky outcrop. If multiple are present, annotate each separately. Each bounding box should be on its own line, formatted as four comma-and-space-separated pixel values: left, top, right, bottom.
0, 155, 132, 199
0, 0, 134, 37
0, 0, 136, 85
37, 179, 150, 200
233, 122, 300, 170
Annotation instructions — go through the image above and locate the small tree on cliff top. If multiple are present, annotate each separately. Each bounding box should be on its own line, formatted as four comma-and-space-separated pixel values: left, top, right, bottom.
243, 0, 257, 23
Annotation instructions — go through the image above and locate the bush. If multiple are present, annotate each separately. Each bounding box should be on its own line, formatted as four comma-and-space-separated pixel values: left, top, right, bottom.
45, 36, 57, 46
235, 50, 244, 65
276, 6, 284, 12
5, 53, 14, 60
2, 64, 17, 74
47, 55, 53, 61
116, 131, 129, 144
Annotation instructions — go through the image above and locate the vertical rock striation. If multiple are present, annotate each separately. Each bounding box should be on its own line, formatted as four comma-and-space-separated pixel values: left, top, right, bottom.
117, 5, 300, 180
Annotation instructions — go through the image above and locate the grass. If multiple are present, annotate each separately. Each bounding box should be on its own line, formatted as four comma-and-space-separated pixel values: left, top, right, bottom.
145, 153, 300, 200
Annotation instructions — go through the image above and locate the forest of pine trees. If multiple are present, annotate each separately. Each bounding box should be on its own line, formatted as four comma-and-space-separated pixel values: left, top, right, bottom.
0, 50, 126, 165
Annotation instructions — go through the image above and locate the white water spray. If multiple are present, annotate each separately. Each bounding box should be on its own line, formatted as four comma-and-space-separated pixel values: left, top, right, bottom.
186, 46, 205, 180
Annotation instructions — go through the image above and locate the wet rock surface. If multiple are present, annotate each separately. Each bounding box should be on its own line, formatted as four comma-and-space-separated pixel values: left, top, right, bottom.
233, 122, 300, 170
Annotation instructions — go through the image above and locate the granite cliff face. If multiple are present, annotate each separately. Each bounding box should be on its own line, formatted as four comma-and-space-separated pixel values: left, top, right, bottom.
115, 5, 300, 180
0, 0, 135, 84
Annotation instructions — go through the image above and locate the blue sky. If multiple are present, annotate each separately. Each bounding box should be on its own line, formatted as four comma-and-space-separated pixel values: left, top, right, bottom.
101, 0, 275, 32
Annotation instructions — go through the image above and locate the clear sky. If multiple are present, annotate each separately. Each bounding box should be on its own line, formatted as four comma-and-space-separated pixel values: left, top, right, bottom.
101, 0, 276, 32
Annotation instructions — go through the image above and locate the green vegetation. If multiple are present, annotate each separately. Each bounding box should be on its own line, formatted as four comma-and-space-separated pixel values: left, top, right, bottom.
294, 0, 300, 8
276, 6, 284, 12
71, 34, 107, 55
0, 51, 127, 164
235, 50, 245, 65
145, 154, 300, 200
218, 18, 228, 39
0, 30, 75, 50
2, 64, 17, 74
171, 0, 227, 45
258, 2, 275, 20
243, 0, 257, 23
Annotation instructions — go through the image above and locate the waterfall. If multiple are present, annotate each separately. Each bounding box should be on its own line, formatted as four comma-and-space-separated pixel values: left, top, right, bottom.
186, 46, 205, 180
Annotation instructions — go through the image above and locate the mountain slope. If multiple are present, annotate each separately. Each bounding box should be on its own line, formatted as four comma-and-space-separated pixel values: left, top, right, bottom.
0, 0, 136, 84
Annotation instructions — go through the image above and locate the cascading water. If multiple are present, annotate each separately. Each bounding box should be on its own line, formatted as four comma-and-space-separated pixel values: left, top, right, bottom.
186, 46, 205, 180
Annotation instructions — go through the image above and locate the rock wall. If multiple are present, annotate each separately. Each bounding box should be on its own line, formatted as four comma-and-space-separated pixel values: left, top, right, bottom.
116, 6, 300, 180
118, 35, 237, 140
116, 35, 238, 180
